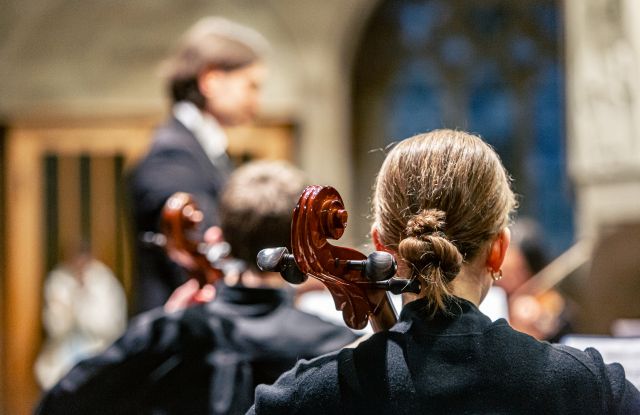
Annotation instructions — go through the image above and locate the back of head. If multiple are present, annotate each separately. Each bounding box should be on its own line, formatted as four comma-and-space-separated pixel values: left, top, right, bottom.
160, 16, 269, 107
220, 160, 305, 271
509, 218, 548, 275
373, 129, 517, 313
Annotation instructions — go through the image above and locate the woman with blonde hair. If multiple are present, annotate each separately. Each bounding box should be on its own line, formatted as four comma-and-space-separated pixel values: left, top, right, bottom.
250, 129, 639, 414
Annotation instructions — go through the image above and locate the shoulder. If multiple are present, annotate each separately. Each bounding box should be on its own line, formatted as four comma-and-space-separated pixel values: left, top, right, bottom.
105, 305, 218, 356
487, 324, 640, 413
272, 306, 359, 355
485, 322, 609, 379
152, 117, 192, 142
548, 344, 609, 374
34, 308, 172, 413
251, 349, 348, 415
251, 331, 396, 415
138, 119, 198, 160
106, 307, 182, 354
525, 338, 620, 384
286, 305, 355, 334
548, 344, 640, 413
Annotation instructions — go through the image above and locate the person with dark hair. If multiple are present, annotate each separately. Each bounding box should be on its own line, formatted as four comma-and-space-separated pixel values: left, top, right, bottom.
250, 129, 640, 414
219, 161, 303, 279
128, 16, 268, 314
36, 160, 358, 415
495, 218, 548, 296
497, 218, 572, 341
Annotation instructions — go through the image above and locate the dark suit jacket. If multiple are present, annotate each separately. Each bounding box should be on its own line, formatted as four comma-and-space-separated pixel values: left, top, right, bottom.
35, 285, 359, 415
251, 298, 640, 414
128, 117, 233, 313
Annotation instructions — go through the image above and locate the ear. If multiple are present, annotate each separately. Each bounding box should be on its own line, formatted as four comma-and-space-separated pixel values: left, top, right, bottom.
486, 227, 511, 272
197, 69, 224, 98
371, 224, 393, 253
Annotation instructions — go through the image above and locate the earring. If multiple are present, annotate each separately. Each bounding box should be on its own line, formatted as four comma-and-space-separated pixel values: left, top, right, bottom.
491, 269, 503, 281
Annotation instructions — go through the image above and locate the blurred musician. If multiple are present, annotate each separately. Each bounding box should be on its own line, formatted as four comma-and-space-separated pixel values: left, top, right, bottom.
496, 218, 571, 341
34, 246, 127, 390
250, 130, 640, 414
36, 161, 358, 414
128, 16, 268, 314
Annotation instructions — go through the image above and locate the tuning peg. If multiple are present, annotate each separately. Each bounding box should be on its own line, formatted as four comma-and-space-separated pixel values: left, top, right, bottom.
345, 251, 397, 281
140, 231, 167, 248
257, 247, 308, 284
200, 241, 231, 263
373, 277, 421, 295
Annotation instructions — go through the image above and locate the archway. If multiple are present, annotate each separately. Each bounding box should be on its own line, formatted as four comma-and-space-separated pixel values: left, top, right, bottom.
351, 0, 570, 256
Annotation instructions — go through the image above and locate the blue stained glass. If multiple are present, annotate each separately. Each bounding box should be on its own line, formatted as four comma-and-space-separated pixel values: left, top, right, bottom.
533, 4, 560, 38
469, 4, 508, 36
510, 35, 538, 67
440, 35, 475, 68
469, 59, 501, 85
534, 61, 564, 156
470, 88, 515, 145
527, 156, 574, 254
398, 1, 452, 47
386, 59, 443, 141
356, 0, 569, 257
531, 59, 572, 255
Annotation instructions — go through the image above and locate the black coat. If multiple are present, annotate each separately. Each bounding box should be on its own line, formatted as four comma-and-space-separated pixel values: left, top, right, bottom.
250, 298, 640, 414
127, 117, 233, 313
35, 285, 359, 415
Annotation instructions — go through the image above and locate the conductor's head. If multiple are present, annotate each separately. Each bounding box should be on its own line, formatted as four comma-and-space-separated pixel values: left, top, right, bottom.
160, 16, 269, 126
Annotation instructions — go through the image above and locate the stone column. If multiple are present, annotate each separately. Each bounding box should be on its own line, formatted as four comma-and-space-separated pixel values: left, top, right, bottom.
566, 0, 640, 237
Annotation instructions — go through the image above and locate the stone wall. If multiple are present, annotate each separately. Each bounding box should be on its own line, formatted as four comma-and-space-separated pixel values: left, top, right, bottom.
566, 0, 640, 237
0, 0, 379, 245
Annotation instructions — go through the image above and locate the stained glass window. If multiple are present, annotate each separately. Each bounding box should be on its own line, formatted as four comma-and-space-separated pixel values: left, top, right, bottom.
352, 0, 571, 256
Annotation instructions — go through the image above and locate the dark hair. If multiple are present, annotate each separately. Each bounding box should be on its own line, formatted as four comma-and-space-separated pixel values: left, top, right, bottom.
219, 161, 305, 271
510, 218, 548, 275
160, 17, 268, 107
373, 129, 517, 314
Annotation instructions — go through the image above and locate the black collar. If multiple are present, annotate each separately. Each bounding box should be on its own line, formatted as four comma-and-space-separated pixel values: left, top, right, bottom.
210, 284, 291, 317
398, 296, 505, 335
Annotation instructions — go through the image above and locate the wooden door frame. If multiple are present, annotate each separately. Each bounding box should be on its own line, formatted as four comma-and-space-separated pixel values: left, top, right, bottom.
2, 117, 155, 415
1, 115, 296, 414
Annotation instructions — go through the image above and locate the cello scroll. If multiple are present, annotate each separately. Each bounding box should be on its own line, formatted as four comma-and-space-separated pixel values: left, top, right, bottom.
258, 185, 419, 332
142, 192, 228, 287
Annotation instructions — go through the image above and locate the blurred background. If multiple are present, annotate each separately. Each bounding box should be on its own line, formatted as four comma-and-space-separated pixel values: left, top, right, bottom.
2, 0, 640, 413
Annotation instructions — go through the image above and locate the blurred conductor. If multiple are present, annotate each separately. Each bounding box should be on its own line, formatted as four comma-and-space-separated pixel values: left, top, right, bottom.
128, 16, 268, 314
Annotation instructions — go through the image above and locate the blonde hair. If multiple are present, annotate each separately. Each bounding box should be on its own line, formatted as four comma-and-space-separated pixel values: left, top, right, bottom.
372, 129, 517, 314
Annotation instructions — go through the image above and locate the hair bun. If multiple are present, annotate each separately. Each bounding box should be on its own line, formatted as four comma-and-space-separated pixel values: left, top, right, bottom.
405, 209, 446, 239
399, 209, 462, 282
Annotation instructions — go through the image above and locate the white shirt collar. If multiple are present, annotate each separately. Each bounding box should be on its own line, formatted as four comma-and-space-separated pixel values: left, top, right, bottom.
172, 101, 228, 160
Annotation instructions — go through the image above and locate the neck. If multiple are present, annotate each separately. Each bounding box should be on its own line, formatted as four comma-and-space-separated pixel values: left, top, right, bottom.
401, 257, 491, 307
451, 253, 493, 306
449, 271, 488, 306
